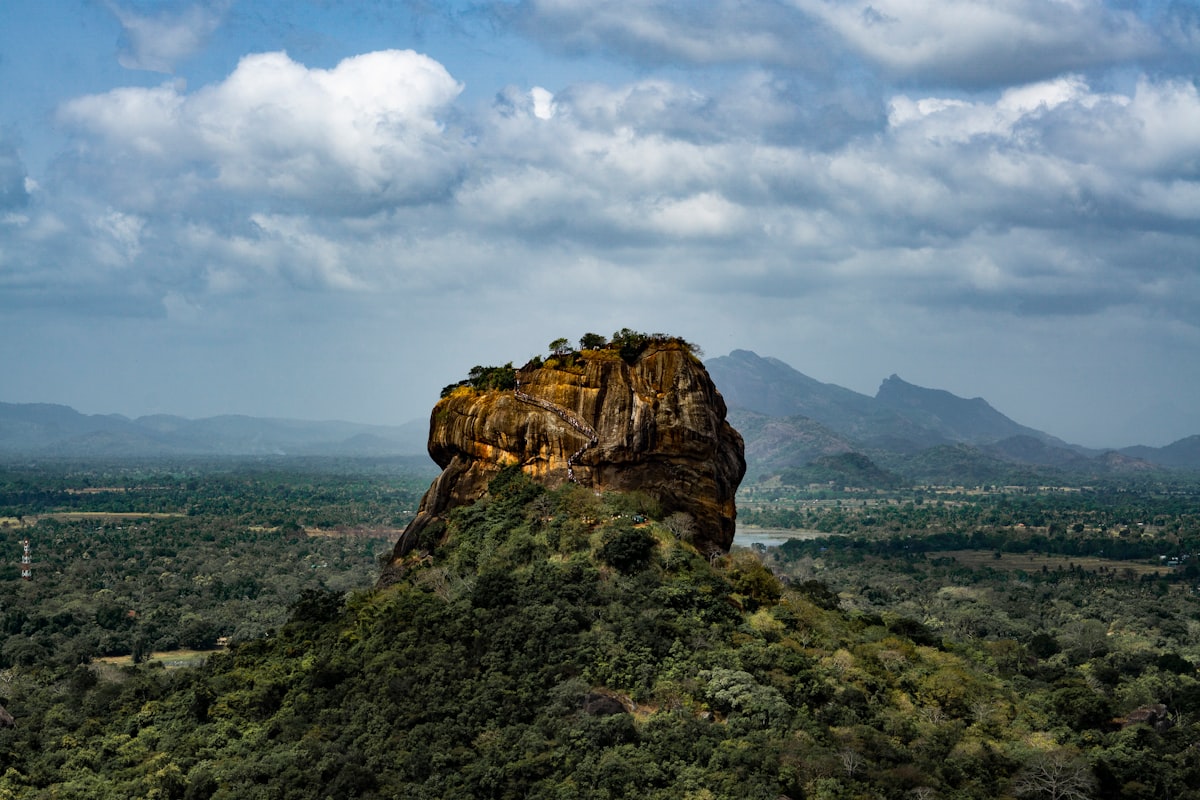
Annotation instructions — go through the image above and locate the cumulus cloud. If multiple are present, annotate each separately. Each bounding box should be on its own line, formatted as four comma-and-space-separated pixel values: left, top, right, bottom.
108, 0, 229, 73
529, 87, 557, 120
89, 208, 146, 268
58, 50, 465, 215
0, 28, 1168, 386
31, 33, 1198, 330
447, 65, 1200, 330
504, 0, 1175, 87
884, 76, 1200, 218
0, 0, 1196, 447
504, 0, 832, 68
0, 137, 31, 211
792, 0, 1161, 85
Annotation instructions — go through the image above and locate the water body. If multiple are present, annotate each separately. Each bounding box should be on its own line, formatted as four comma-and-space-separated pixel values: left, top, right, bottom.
733, 526, 834, 549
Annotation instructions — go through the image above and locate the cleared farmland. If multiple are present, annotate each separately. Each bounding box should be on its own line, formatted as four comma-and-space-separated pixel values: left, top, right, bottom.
936, 548, 1174, 578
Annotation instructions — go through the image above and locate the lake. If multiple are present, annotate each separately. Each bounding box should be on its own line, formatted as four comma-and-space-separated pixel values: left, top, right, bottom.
732, 526, 833, 549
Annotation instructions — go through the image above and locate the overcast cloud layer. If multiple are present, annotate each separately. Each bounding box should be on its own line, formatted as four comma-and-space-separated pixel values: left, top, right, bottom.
2, 0, 1199, 447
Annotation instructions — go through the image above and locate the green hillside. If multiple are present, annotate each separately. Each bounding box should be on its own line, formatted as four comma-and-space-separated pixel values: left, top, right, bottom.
3, 467, 1198, 798
778, 452, 903, 490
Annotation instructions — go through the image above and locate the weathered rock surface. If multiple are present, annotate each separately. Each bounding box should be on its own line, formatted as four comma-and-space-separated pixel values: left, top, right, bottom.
385, 342, 744, 572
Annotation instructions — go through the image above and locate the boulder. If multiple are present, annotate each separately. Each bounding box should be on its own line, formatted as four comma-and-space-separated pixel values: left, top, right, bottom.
384, 340, 744, 575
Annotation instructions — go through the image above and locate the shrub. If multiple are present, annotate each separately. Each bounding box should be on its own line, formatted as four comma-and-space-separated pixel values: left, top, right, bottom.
599, 524, 656, 574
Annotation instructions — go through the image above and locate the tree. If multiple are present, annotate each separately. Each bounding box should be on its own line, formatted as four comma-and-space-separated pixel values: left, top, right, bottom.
579, 332, 608, 350
700, 668, 793, 731
465, 363, 516, 392
1012, 749, 1097, 800
663, 512, 696, 543
288, 587, 344, 626
599, 524, 656, 574
548, 338, 572, 357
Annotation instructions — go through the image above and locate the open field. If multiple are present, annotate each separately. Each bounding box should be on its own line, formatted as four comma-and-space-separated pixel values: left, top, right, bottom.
937, 549, 1173, 577
2, 512, 185, 528
304, 525, 403, 539
37, 511, 186, 521
94, 648, 218, 674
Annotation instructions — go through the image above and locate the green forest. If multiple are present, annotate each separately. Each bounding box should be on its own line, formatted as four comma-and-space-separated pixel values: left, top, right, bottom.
0, 458, 434, 666
1, 459, 1199, 798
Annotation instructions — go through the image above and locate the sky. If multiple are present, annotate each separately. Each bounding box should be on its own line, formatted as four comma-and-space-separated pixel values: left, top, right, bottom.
1, 0, 1199, 449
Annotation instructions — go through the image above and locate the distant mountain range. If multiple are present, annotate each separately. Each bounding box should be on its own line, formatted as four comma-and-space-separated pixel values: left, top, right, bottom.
705, 349, 1200, 483
0, 403, 428, 458
4, 350, 1197, 483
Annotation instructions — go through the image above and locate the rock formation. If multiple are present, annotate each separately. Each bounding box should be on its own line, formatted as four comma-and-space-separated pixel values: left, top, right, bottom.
385, 339, 745, 572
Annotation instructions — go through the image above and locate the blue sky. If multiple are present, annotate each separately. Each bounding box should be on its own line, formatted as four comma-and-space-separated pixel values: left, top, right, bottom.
2, 1, 1199, 448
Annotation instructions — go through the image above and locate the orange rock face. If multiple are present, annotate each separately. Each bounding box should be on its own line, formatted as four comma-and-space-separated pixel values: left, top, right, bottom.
387, 342, 745, 568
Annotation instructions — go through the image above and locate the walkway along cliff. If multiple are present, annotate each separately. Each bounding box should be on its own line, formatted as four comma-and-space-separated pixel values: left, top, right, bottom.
382, 338, 745, 579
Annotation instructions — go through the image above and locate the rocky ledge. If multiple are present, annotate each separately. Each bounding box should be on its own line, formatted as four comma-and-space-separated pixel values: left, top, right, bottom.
384, 337, 745, 574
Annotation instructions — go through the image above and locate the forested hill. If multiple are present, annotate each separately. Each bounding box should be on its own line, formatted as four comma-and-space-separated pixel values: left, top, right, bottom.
706, 350, 1200, 474
4, 470, 1199, 798
705, 350, 1073, 451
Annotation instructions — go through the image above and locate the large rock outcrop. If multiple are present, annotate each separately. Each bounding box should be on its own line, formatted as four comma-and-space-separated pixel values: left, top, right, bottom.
386, 341, 744, 571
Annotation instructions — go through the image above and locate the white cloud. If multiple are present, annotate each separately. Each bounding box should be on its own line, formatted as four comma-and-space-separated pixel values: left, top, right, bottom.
0, 139, 30, 210
41, 43, 1200, 317
887, 76, 1099, 142
1117, 79, 1200, 175
882, 77, 1200, 233
59, 50, 465, 214
109, 1, 228, 73
639, 192, 747, 238
507, 0, 1177, 88
510, 0, 821, 66
247, 214, 369, 291
4, 1, 1200, 444
793, 0, 1159, 84
89, 209, 146, 267
530, 87, 556, 119
449, 67, 1200, 308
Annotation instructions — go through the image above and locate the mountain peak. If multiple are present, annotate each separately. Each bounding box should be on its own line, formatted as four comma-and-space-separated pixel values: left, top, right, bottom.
878, 374, 982, 404
710, 352, 1084, 460
875, 374, 1043, 444
706, 351, 874, 421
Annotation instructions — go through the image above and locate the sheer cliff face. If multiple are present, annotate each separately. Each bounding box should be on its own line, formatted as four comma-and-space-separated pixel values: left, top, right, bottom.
388, 343, 745, 566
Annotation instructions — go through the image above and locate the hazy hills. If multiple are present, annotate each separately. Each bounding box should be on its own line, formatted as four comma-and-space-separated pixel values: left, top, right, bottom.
3, 349, 1197, 480
706, 349, 1200, 482
0, 402, 427, 458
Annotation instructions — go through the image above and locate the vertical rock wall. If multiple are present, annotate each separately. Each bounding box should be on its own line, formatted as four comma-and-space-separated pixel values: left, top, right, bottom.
386, 342, 745, 570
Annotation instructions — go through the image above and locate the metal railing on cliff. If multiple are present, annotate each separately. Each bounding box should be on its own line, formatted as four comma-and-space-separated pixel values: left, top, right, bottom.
514, 376, 599, 483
